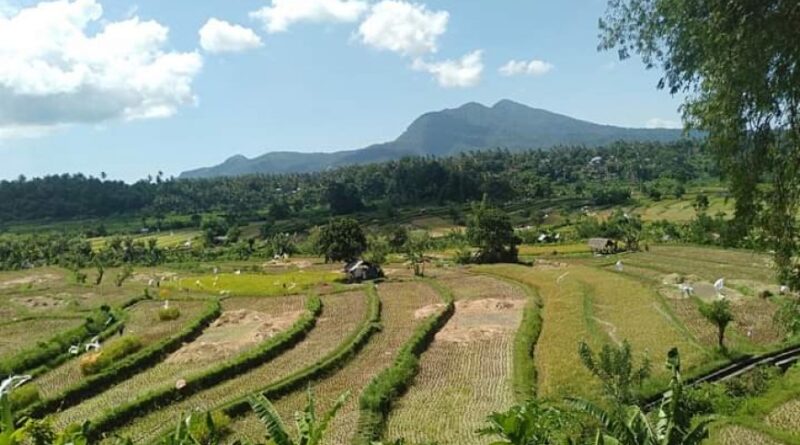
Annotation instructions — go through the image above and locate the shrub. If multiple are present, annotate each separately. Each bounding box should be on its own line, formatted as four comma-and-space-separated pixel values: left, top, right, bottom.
187, 410, 231, 443
80, 336, 143, 376
158, 307, 181, 321
9, 384, 40, 411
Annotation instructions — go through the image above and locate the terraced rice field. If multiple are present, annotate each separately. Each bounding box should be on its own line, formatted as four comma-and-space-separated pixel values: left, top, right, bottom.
106, 291, 368, 443
478, 262, 701, 398
33, 299, 210, 399
0, 316, 85, 357
385, 275, 526, 445
168, 271, 341, 297
767, 399, 800, 432
712, 425, 783, 445
52, 294, 308, 431
232, 281, 443, 444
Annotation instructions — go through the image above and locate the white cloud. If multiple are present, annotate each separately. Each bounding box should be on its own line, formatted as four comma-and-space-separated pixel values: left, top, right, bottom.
250, 0, 367, 33
199, 18, 262, 53
645, 118, 682, 129
358, 0, 448, 57
0, 0, 202, 138
499, 59, 553, 77
413, 50, 483, 88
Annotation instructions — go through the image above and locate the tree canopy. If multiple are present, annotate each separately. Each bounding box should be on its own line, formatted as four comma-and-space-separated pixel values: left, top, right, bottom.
600, 0, 800, 287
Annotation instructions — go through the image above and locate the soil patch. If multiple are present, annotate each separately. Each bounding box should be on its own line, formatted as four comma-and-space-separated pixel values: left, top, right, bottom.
0, 273, 60, 290
414, 304, 446, 320
533, 259, 568, 270
166, 309, 302, 364
437, 298, 524, 344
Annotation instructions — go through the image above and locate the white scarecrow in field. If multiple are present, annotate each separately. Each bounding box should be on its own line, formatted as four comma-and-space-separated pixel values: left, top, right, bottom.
85, 336, 101, 352
0, 375, 31, 397
679, 283, 694, 298
163, 299, 170, 310
714, 278, 725, 298
68, 344, 81, 355
615, 260, 623, 272
780, 285, 790, 295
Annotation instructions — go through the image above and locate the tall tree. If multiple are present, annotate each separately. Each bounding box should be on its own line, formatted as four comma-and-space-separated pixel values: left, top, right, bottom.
600, 0, 800, 287
467, 203, 519, 263
317, 218, 367, 263
699, 299, 734, 350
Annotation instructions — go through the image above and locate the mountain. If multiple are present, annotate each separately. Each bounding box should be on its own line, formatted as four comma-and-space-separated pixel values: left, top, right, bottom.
180, 99, 685, 178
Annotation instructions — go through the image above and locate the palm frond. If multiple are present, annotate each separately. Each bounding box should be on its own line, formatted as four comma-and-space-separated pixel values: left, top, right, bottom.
249, 394, 295, 445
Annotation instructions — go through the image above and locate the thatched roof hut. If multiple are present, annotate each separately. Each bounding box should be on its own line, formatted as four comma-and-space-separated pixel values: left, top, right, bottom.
588, 238, 617, 254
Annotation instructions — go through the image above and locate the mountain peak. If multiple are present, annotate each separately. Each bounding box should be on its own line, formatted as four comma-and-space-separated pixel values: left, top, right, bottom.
180, 99, 687, 178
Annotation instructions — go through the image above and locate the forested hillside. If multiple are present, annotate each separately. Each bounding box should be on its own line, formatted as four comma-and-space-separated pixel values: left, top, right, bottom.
0, 140, 712, 224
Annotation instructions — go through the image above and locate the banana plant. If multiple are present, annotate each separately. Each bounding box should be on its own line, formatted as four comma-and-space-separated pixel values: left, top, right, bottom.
248, 387, 350, 445
568, 349, 711, 445
0, 376, 32, 445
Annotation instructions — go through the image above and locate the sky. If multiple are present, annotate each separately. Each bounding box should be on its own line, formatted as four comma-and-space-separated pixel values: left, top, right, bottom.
0, 0, 685, 182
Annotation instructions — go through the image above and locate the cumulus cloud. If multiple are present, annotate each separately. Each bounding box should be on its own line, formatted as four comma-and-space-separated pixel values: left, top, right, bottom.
358, 0, 448, 57
499, 59, 554, 77
413, 50, 483, 88
199, 18, 262, 53
250, 0, 367, 33
645, 118, 682, 129
0, 0, 202, 137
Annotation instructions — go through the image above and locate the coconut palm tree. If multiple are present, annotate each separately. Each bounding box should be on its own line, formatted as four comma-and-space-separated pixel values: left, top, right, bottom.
248, 388, 350, 445
568, 349, 710, 445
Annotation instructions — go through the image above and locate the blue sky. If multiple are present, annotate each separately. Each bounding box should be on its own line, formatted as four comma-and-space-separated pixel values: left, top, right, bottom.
0, 0, 684, 182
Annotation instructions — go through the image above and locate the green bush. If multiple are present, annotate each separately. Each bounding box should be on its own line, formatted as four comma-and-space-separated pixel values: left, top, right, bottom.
80, 336, 143, 376
187, 410, 231, 443
9, 384, 40, 411
158, 307, 181, 321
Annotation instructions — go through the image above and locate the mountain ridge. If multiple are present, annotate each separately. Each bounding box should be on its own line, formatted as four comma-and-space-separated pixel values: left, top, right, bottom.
180, 99, 685, 178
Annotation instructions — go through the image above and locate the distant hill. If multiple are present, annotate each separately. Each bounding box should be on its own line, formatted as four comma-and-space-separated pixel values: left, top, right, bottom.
180, 99, 685, 178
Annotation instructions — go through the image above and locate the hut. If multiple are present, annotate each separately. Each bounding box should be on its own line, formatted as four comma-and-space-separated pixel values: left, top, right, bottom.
344, 260, 384, 283
588, 238, 617, 254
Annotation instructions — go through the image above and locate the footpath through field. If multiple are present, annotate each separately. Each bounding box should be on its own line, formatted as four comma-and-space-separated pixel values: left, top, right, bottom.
385, 273, 526, 445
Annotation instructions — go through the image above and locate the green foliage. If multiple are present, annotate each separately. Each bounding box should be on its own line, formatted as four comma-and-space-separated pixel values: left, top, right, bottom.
364, 235, 390, 266
8, 385, 39, 412
326, 181, 364, 215
79, 336, 143, 376
202, 217, 230, 246
186, 411, 231, 445
512, 289, 542, 402
317, 218, 367, 263
569, 349, 710, 445
578, 340, 651, 406
600, 0, 800, 289
404, 231, 430, 277
114, 265, 133, 287
466, 204, 519, 263
699, 299, 734, 349
477, 399, 572, 445
604, 210, 643, 251
249, 388, 350, 445
158, 307, 181, 321
773, 297, 800, 338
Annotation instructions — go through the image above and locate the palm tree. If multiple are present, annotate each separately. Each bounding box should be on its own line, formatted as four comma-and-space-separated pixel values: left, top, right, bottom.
248, 388, 350, 445
568, 349, 710, 445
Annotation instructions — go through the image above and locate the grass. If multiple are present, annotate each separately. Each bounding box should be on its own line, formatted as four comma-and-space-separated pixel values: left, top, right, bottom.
232, 281, 443, 445
104, 291, 369, 443
518, 243, 591, 257
384, 274, 526, 445
51, 294, 308, 431
166, 270, 341, 297
32, 299, 208, 400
